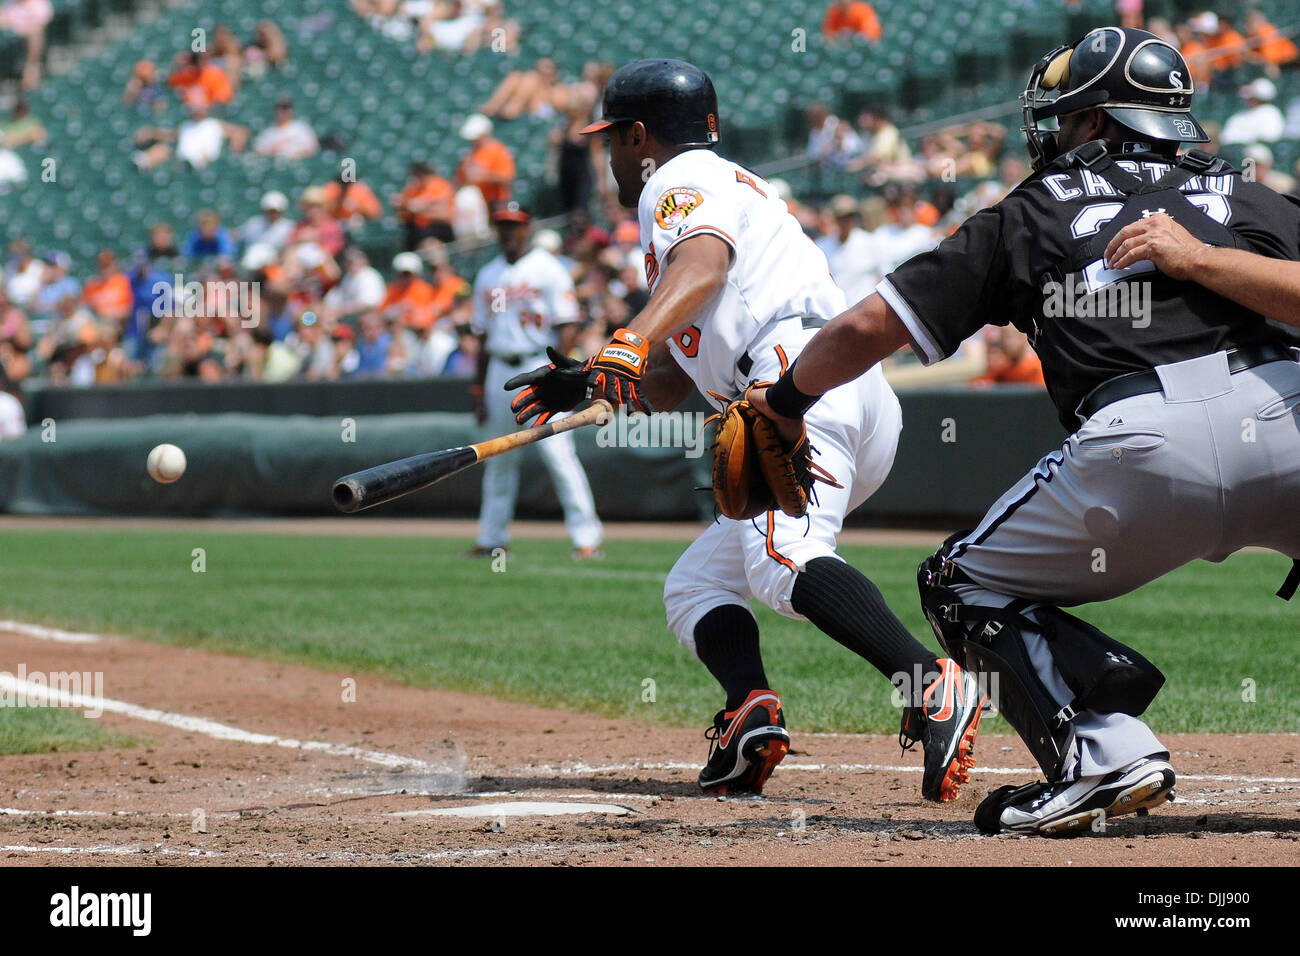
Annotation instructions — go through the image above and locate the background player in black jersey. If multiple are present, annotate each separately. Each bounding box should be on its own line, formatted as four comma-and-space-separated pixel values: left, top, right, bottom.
751, 26, 1300, 836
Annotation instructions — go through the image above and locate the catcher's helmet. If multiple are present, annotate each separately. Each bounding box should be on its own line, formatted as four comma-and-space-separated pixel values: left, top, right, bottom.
580, 58, 720, 147
1021, 26, 1208, 171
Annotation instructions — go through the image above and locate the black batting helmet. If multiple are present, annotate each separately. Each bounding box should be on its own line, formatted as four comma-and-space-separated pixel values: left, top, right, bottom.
580, 58, 720, 148
1021, 26, 1208, 171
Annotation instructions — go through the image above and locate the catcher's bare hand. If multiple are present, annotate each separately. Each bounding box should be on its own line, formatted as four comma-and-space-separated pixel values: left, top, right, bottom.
1103, 213, 1207, 281
746, 386, 805, 447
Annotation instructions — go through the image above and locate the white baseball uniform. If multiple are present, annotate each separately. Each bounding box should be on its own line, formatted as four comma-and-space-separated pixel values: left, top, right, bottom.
644, 149, 902, 652
470, 246, 602, 550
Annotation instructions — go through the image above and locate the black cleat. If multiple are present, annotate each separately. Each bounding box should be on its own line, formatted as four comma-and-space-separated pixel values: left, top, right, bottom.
900, 658, 986, 802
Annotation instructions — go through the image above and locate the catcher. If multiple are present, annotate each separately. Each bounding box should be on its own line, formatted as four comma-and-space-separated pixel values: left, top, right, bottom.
505, 58, 984, 801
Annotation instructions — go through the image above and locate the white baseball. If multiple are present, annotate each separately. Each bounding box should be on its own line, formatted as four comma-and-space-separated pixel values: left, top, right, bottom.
147, 443, 187, 484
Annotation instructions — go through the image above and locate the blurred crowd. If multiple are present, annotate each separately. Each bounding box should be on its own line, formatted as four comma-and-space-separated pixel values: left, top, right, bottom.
0, 150, 1038, 393
350, 0, 518, 54
6, 3, 1300, 406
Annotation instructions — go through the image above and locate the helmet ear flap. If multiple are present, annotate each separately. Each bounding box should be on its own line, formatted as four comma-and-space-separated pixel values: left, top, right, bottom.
1042, 50, 1072, 91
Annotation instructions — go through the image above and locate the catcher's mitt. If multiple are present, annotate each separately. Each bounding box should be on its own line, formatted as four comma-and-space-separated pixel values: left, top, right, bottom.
706, 386, 842, 521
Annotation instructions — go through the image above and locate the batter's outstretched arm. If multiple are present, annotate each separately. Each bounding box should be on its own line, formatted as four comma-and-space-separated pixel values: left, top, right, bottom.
625, 234, 731, 344
1105, 213, 1300, 327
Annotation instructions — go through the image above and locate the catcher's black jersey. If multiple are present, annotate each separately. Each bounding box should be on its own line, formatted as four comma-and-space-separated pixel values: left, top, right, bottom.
880, 145, 1300, 430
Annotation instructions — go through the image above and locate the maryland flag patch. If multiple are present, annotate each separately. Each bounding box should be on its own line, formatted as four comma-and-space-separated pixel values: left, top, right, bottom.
654, 187, 704, 230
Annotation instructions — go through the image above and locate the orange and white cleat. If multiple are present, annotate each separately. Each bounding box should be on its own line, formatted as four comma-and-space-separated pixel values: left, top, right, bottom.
698, 689, 790, 795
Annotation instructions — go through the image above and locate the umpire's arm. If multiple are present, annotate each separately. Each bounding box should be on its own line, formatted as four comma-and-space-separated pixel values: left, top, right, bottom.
1105, 212, 1300, 327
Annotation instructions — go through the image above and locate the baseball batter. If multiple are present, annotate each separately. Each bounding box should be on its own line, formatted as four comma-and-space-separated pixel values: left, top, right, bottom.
507, 59, 983, 800
469, 203, 603, 560
751, 27, 1300, 834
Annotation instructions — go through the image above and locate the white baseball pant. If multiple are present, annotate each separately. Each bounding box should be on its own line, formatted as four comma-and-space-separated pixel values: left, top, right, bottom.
664, 359, 902, 655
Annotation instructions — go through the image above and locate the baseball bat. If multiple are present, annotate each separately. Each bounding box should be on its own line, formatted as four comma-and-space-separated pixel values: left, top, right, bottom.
331, 400, 613, 513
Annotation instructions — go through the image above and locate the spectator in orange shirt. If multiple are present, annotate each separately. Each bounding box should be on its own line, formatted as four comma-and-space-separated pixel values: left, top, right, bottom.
455, 114, 516, 210
1174, 21, 1212, 87
322, 171, 383, 235
379, 252, 439, 331
822, 1, 881, 42
1192, 12, 1246, 74
1244, 9, 1298, 77
416, 239, 469, 322
167, 51, 233, 106
394, 160, 456, 248
970, 326, 1045, 387
81, 250, 133, 324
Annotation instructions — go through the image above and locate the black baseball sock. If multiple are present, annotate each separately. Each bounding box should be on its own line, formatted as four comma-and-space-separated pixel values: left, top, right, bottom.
693, 604, 770, 711
791, 556, 939, 683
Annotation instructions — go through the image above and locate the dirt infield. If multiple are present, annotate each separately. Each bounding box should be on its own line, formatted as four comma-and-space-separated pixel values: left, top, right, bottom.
2, 623, 1298, 867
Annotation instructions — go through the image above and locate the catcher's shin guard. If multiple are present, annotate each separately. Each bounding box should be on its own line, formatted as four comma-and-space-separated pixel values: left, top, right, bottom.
918, 549, 1076, 780
917, 547, 1166, 781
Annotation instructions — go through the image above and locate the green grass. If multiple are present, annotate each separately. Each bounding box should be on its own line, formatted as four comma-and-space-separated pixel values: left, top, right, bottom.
0, 528, 1296, 741
0, 707, 137, 756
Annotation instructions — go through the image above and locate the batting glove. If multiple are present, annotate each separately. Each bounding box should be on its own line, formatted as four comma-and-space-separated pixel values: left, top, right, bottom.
585, 328, 653, 415
505, 347, 590, 426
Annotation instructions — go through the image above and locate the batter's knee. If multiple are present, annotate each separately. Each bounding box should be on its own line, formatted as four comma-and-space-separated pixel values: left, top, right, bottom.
745, 540, 840, 618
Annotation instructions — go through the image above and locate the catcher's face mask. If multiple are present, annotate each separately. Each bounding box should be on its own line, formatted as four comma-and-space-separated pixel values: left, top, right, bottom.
1021, 26, 1207, 173
1020, 42, 1074, 172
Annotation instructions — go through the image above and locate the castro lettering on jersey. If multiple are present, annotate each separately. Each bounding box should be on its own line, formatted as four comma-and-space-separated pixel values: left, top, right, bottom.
1041, 161, 1235, 203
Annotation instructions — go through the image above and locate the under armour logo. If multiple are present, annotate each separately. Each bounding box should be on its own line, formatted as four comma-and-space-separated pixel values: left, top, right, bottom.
1141, 208, 1166, 219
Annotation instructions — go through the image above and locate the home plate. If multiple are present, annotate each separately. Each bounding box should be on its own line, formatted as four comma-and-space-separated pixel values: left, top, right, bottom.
395, 801, 633, 818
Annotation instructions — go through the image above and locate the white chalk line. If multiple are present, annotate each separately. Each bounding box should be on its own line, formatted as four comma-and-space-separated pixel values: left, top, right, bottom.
0, 673, 444, 773
524, 759, 1300, 786
0, 807, 248, 819
0, 620, 101, 644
